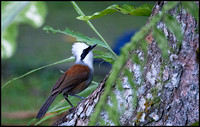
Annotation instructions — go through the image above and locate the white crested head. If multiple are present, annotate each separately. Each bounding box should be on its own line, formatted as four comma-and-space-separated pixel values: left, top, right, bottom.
72, 42, 94, 69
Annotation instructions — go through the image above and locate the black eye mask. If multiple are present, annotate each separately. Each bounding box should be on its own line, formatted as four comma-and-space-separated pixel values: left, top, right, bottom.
81, 44, 97, 61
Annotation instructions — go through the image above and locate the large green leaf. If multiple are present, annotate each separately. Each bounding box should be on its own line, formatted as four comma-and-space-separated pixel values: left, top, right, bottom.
1, 1, 30, 32
77, 4, 118, 21
77, 4, 153, 21
1, 1, 47, 59
43, 26, 110, 50
1, 23, 18, 59
16, 2, 47, 28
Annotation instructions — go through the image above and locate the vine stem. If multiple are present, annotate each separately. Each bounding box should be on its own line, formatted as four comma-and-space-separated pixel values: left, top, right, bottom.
71, 1, 118, 59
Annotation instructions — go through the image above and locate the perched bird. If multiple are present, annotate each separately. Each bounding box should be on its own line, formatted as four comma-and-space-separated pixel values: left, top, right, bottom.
36, 42, 97, 119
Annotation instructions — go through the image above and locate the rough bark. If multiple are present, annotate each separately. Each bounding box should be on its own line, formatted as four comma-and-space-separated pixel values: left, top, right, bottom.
53, 1, 199, 126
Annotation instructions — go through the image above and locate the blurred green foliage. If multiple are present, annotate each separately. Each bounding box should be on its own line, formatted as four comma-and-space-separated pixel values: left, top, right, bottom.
1, 1, 47, 59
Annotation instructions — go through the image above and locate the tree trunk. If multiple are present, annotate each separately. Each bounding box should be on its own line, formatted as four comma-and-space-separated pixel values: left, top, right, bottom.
53, 1, 199, 126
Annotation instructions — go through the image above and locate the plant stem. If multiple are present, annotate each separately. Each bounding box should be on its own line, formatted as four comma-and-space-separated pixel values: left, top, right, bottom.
71, 1, 118, 59
1, 57, 75, 89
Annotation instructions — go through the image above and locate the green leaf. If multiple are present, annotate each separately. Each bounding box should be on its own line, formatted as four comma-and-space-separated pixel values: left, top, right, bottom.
77, 4, 153, 21
1, 1, 30, 31
1, 1, 47, 59
128, 4, 153, 16
140, 39, 148, 57
123, 68, 135, 89
47, 99, 68, 113
149, 1, 179, 27
182, 2, 199, 23
123, 68, 137, 109
1, 23, 18, 59
163, 14, 183, 47
190, 121, 199, 126
116, 78, 124, 92
1, 2, 29, 59
105, 94, 120, 125
27, 118, 37, 126
93, 50, 116, 63
117, 4, 135, 14
99, 118, 106, 125
162, 1, 179, 12
107, 92, 120, 125
153, 28, 169, 59
132, 53, 140, 65
76, 4, 118, 20
43, 26, 110, 50
140, 39, 148, 72
16, 2, 47, 28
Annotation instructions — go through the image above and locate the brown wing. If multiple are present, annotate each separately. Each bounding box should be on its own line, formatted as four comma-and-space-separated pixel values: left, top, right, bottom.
51, 72, 67, 93
51, 64, 90, 95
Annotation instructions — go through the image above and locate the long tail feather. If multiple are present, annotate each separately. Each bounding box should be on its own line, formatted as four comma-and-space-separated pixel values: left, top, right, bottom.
36, 93, 58, 119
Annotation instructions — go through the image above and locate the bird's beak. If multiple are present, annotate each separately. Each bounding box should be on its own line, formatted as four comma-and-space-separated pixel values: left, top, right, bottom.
90, 44, 97, 50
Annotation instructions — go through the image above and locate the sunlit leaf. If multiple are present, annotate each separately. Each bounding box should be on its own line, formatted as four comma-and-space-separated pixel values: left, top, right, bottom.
99, 117, 106, 125
1, 1, 47, 59
162, 1, 179, 12
1, 23, 18, 59
16, 2, 47, 28
77, 4, 153, 21
1, 1, 29, 31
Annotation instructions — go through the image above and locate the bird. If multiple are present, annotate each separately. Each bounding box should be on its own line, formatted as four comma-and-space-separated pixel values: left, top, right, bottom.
36, 42, 97, 119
